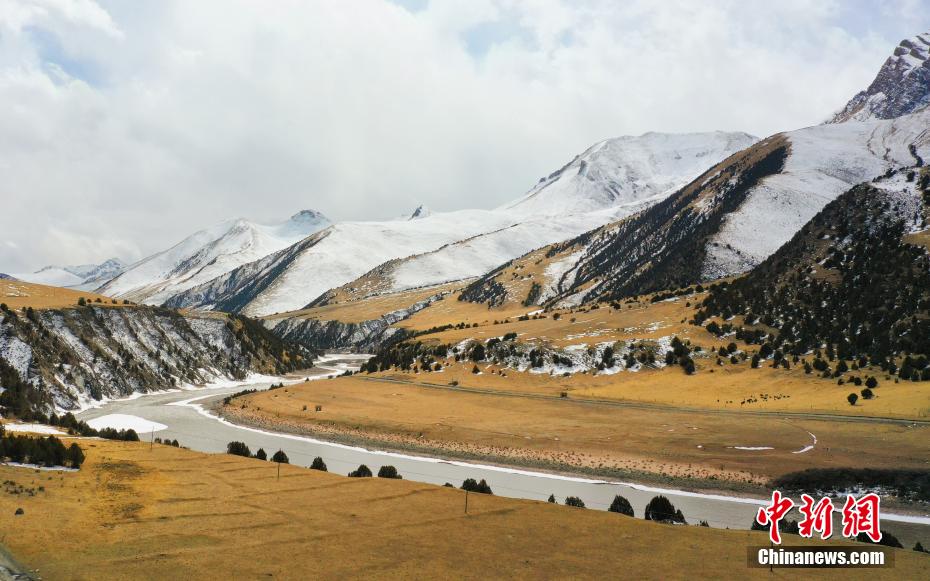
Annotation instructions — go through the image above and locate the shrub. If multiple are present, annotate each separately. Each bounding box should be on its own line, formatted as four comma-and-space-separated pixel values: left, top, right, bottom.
547, 494, 556, 503
349, 464, 373, 477
847, 393, 858, 406
67, 443, 85, 467
564, 496, 586, 508
377, 465, 402, 479
310, 457, 327, 471
860, 388, 874, 400
0, 434, 83, 468
271, 450, 289, 464
254, 448, 267, 461
608, 494, 634, 517
461, 478, 493, 494
644, 495, 686, 524
226, 441, 251, 457
865, 376, 878, 389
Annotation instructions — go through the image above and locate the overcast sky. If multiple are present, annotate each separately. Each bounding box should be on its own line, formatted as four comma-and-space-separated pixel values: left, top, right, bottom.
0, 0, 927, 272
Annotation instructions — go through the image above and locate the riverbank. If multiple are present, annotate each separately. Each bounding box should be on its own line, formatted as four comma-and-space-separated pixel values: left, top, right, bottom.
216, 398, 769, 496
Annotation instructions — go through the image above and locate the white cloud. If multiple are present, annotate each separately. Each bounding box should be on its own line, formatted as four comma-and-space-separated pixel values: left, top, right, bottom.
0, 0, 924, 272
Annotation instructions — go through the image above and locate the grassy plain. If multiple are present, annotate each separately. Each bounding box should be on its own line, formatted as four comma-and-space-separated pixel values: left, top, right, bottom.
0, 280, 122, 311
1, 439, 926, 580
228, 375, 929, 489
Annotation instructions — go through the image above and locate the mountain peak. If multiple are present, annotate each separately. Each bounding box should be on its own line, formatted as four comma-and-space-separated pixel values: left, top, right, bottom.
289, 209, 329, 223
408, 205, 431, 220
500, 131, 758, 216
830, 31, 930, 123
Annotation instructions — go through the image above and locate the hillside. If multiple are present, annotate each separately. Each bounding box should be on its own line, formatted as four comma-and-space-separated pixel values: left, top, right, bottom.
698, 169, 930, 366
98, 210, 330, 304
4, 439, 925, 579
0, 283, 312, 415
162, 133, 755, 316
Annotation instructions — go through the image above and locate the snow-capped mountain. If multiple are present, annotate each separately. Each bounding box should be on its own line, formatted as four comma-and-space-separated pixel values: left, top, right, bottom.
99, 210, 330, 304
501, 131, 757, 216
13, 258, 125, 290
0, 273, 16, 281
165, 132, 755, 316
830, 31, 930, 123
408, 205, 431, 220
463, 109, 930, 309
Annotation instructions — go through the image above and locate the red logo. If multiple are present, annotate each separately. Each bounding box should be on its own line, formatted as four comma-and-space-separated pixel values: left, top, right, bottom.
756, 491, 882, 544
841, 493, 882, 543
756, 490, 795, 544
798, 494, 834, 540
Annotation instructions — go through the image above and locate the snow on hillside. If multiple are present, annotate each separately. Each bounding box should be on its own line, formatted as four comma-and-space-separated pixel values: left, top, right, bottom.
703, 109, 930, 279
99, 210, 330, 304
501, 131, 757, 217
380, 205, 649, 297
12, 258, 125, 290
243, 209, 520, 316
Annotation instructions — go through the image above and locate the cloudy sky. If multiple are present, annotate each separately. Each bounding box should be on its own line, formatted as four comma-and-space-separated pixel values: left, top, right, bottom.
0, 0, 926, 272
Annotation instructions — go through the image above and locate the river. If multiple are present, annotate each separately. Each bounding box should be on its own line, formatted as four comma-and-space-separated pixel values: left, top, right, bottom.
76, 354, 930, 546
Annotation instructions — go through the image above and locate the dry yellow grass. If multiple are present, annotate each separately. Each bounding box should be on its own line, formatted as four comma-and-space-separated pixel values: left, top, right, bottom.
1, 439, 925, 580
230, 376, 929, 487
400, 293, 700, 345
378, 291, 930, 419
393, 358, 930, 420
263, 282, 463, 324
0, 280, 122, 310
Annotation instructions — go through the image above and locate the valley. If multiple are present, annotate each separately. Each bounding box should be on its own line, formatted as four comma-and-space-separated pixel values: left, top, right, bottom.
3, 21, 930, 579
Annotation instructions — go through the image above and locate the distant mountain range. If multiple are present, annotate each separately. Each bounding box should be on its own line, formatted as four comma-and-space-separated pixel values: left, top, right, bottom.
9, 30, 930, 337
161, 131, 755, 316
97, 210, 330, 304
12, 258, 125, 290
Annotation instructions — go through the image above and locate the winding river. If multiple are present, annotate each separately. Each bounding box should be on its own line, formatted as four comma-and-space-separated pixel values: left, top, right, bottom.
76, 354, 930, 545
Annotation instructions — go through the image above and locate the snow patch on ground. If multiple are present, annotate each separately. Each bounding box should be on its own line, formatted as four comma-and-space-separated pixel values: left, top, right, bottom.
86, 414, 168, 434
2, 423, 66, 435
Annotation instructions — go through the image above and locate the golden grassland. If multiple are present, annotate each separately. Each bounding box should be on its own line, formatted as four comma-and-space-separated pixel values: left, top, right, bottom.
0, 280, 122, 311
374, 291, 930, 419
228, 376, 929, 489
262, 282, 463, 324
389, 358, 930, 419
1, 439, 926, 580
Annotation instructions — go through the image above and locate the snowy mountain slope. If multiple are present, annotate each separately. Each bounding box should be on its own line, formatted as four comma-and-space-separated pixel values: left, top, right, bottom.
98, 210, 329, 304
830, 31, 930, 123
166, 133, 755, 316
0, 303, 312, 413
166, 210, 522, 316
313, 203, 655, 306
12, 258, 126, 291
461, 109, 930, 309
703, 110, 930, 278
501, 131, 757, 217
